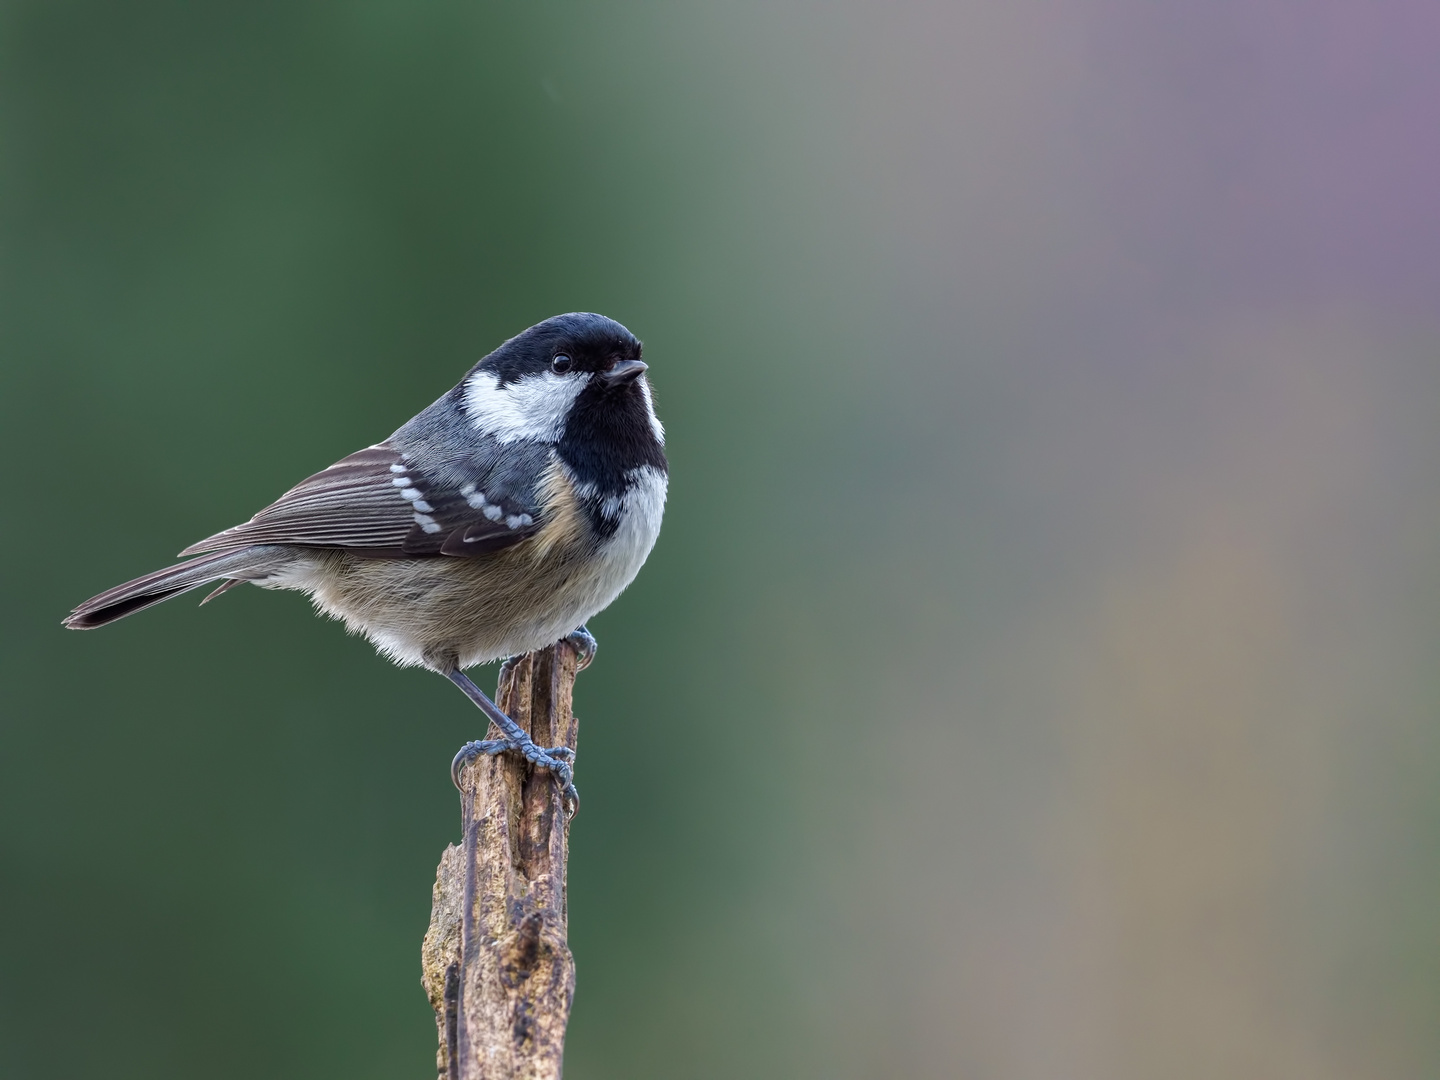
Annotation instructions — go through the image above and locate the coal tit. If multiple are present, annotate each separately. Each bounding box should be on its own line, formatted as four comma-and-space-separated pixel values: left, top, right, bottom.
65, 312, 668, 810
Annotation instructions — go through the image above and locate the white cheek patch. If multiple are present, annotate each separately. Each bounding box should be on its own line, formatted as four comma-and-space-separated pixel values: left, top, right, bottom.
463, 369, 587, 444
637, 377, 665, 445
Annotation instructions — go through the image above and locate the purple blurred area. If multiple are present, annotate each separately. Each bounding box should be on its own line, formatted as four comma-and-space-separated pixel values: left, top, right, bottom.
730, 3, 1440, 1076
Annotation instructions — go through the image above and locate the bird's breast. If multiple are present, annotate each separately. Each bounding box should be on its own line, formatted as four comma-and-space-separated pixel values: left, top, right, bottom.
300, 460, 666, 669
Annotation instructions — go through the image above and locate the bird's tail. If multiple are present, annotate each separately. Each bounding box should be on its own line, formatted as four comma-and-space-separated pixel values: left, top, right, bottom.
64, 546, 293, 630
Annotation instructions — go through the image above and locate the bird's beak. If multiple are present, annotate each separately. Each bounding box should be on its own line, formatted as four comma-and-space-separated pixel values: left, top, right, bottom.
600, 359, 648, 387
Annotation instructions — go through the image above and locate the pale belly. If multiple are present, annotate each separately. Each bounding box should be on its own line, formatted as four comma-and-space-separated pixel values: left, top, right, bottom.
266, 468, 665, 671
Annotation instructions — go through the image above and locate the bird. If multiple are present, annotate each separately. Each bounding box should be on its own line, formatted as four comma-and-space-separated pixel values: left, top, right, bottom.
64, 312, 668, 811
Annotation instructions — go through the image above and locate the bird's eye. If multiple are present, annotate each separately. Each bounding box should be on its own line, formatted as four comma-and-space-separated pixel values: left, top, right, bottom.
551, 354, 573, 374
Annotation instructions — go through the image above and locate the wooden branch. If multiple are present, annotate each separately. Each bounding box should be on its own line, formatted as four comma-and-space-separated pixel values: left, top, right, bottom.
422, 644, 581, 1080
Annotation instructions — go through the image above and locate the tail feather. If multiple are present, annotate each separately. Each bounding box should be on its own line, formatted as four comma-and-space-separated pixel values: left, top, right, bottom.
64, 547, 290, 630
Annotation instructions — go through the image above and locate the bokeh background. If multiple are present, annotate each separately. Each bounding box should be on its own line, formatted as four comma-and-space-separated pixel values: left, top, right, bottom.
3, 2, 1439, 1077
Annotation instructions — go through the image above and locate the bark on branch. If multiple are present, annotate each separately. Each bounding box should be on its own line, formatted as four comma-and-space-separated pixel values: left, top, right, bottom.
422, 643, 581, 1080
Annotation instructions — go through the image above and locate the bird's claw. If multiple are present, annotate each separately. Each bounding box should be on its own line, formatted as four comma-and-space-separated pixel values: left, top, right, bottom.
451, 738, 580, 815
563, 626, 598, 672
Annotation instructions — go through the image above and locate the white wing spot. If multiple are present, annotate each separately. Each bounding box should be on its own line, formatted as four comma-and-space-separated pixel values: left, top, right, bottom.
465, 491, 487, 509
392, 477, 412, 488
505, 514, 533, 530
390, 464, 407, 474
412, 499, 434, 513
482, 504, 503, 522
400, 488, 422, 502
459, 481, 475, 496
413, 512, 442, 534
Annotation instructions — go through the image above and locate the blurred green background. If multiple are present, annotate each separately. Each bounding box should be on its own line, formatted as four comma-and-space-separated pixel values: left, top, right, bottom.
4, 2, 1439, 1077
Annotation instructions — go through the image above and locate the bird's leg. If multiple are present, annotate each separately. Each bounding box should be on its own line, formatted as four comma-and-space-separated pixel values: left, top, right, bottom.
447, 668, 579, 813
563, 626, 598, 671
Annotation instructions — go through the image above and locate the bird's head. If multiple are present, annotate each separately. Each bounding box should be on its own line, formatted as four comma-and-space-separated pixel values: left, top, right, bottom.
461, 313, 664, 453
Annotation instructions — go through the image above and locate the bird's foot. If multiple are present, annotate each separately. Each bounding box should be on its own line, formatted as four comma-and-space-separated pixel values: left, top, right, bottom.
562, 625, 598, 671
451, 737, 579, 814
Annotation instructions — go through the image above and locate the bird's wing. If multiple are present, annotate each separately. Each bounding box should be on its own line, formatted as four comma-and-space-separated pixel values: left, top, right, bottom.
180, 441, 550, 558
